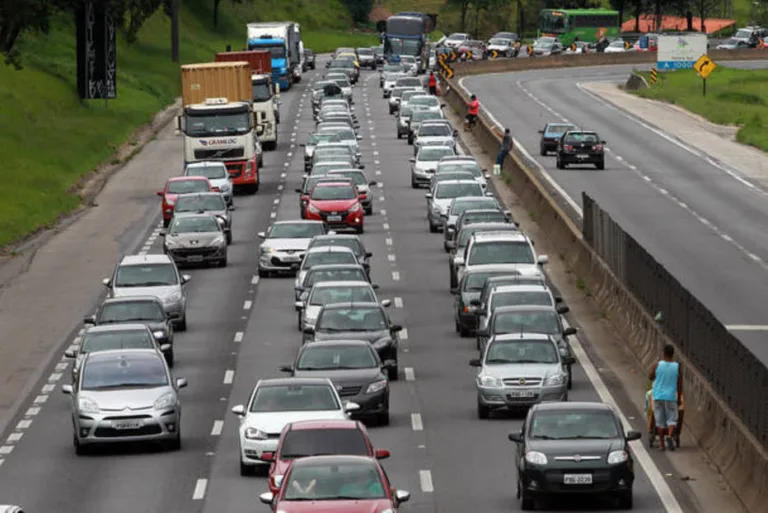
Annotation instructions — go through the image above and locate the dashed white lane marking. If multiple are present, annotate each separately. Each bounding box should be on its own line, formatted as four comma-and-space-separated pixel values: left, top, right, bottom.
192, 478, 208, 500
374, 160, 380, 165
223, 370, 235, 385
383, 223, 390, 230
726, 325, 768, 331
380, 209, 387, 216
392, 271, 400, 281
280, 173, 287, 178
7, 433, 22, 443
234, 331, 244, 343
251, 275, 259, 285
55, 362, 68, 372
400, 328, 408, 340
243, 300, 253, 310
394, 297, 403, 308
375, 170, 382, 176
387, 254, 396, 262
41, 384, 55, 394
270, 212, 277, 219
385, 238, 393, 246
277, 184, 284, 191
273, 198, 280, 205
405, 367, 415, 381
33, 395, 47, 405
26, 407, 40, 417
379, 196, 385, 202
16, 419, 32, 430
0, 446, 13, 455
411, 413, 424, 431
211, 420, 224, 436
49, 372, 62, 382
419, 470, 434, 492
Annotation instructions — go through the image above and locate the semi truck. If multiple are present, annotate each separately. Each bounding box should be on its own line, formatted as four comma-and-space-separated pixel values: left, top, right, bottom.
215, 51, 280, 151
179, 62, 260, 193
246, 22, 301, 90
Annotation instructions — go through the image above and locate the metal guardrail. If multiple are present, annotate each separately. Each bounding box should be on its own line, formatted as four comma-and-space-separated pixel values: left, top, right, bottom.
583, 193, 768, 448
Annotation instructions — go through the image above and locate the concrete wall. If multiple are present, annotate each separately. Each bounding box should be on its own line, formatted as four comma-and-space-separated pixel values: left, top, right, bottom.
437, 51, 768, 512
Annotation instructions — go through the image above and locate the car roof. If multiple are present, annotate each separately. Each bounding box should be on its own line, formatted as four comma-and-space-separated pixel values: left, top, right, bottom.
465, 264, 526, 273
84, 348, 165, 362
436, 180, 478, 187
257, 377, 332, 387
170, 212, 217, 221
321, 301, 381, 310
493, 304, 558, 313
273, 220, 325, 226
545, 122, 576, 128
459, 221, 512, 230
289, 454, 376, 467
307, 263, 365, 273
313, 181, 356, 189
303, 339, 374, 349
461, 209, 505, 216
288, 419, 362, 431
307, 245, 355, 254
175, 192, 225, 200
119, 254, 174, 265
312, 280, 372, 289
100, 295, 164, 305
85, 323, 153, 334
168, 176, 208, 182
452, 196, 496, 204
493, 332, 554, 342
484, 274, 544, 286
312, 234, 361, 241
471, 231, 527, 242
185, 161, 226, 168
491, 284, 550, 294
533, 401, 614, 413
440, 155, 477, 162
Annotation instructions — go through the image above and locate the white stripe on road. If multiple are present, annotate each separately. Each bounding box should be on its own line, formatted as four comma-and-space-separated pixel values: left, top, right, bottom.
411, 413, 423, 431
392, 271, 400, 281
223, 370, 235, 384
419, 470, 434, 492
234, 332, 244, 343
400, 328, 408, 340
394, 297, 403, 308
251, 275, 259, 285
16, 419, 32, 430
404, 367, 415, 381
192, 479, 208, 500
726, 325, 768, 331
211, 420, 224, 436
7, 433, 22, 443
243, 300, 253, 310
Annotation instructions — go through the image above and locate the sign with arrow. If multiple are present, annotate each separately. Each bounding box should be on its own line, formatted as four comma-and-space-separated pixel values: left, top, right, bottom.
489, 50, 498, 59
693, 53, 716, 96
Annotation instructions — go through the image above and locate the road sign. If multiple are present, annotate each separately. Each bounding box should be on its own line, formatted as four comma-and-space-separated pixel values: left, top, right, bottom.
570, 43, 577, 51
694, 54, 716, 79
465, 50, 472, 60
450, 50, 457, 62
624, 40, 632, 50
657, 33, 707, 70
758, 39, 764, 49
438, 57, 454, 79
527, 45, 533, 56
649, 67, 658, 85
489, 50, 498, 59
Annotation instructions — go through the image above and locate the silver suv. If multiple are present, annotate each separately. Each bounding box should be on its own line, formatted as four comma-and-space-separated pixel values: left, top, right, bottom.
103, 254, 190, 331
470, 333, 572, 419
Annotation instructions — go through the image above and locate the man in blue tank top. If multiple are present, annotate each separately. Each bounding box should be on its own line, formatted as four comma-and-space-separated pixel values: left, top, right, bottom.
649, 344, 683, 451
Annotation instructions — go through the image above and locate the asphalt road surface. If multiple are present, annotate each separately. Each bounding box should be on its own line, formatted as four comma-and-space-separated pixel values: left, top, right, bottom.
464, 61, 768, 363
0, 63, 689, 513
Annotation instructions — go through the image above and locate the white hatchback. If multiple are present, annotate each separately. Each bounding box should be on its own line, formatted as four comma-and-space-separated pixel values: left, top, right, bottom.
184, 161, 233, 205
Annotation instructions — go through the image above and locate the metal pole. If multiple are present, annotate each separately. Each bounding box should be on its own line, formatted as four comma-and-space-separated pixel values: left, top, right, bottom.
171, 0, 179, 63
703, 78, 706, 96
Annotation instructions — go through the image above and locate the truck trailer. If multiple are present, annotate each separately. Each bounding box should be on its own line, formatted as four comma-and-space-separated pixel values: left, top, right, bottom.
179, 62, 260, 193
215, 51, 279, 151
247, 22, 301, 90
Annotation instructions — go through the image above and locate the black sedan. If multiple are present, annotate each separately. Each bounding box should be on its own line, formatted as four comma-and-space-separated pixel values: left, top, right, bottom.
537, 122, 577, 155
556, 130, 606, 170
280, 340, 391, 425
509, 401, 641, 510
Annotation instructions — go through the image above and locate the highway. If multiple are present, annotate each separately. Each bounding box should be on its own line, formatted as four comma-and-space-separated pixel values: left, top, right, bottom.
465, 62, 768, 363
0, 61, 687, 513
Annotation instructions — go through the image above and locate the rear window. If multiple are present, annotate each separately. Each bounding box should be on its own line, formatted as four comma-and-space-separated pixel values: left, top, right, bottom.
279, 427, 370, 459
468, 240, 535, 265
564, 132, 599, 144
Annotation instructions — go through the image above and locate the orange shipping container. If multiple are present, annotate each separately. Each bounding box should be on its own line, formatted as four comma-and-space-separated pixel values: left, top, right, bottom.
180, 62, 252, 107
215, 51, 272, 75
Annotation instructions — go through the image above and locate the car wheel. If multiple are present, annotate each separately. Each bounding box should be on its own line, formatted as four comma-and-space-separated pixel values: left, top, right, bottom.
459, 324, 470, 338
520, 485, 535, 510
595, 160, 605, 170
226, 231, 232, 245
377, 411, 390, 426
455, 320, 461, 332
73, 432, 87, 456
219, 257, 227, 267
177, 315, 187, 332
567, 365, 573, 389
240, 460, 252, 476
411, 177, 418, 189
166, 350, 175, 368
397, 132, 402, 139
407, 136, 413, 145
297, 313, 303, 331
356, 224, 364, 234
365, 206, 373, 216
540, 146, 547, 156
617, 490, 633, 509
429, 222, 438, 233
387, 362, 399, 381
477, 401, 490, 419
258, 268, 269, 278
556, 158, 565, 169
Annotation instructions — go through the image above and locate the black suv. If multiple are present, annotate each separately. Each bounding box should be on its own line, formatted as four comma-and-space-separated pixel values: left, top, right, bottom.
556, 130, 606, 170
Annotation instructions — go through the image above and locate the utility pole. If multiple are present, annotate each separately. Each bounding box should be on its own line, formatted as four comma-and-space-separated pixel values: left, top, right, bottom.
171, 0, 179, 63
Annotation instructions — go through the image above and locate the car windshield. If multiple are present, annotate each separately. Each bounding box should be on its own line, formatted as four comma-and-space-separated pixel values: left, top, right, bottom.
545, 124, 576, 135
491, 291, 552, 309
461, 212, 507, 225
383, 64, 403, 72
330, 172, 366, 185
392, 88, 409, 98
297, 345, 378, 370
468, 240, 534, 265
307, 268, 366, 286
451, 199, 497, 216
436, 172, 473, 184
463, 271, 510, 291
489, 38, 511, 45
412, 111, 442, 122
311, 163, 349, 176
167, 180, 209, 194
310, 286, 376, 306
493, 310, 560, 334
400, 56, 416, 63
252, 81, 271, 102
81, 330, 156, 354
283, 461, 386, 500
303, 251, 357, 269
564, 132, 599, 144
419, 148, 455, 162
98, 301, 166, 323
279, 428, 370, 459
396, 78, 422, 87
308, 133, 341, 145
327, 129, 355, 141
330, 78, 351, 87
250, 384, 340, 412
402, 91, 421, 101
174, 195, 226, 212
330, 60, 354, 69
185, 164, 227, 180
485, 339, 558, 364
435, 183, 483, 199
114, 263, 178, 287
81, 354, 168, 390
410, 96, 438, 107
169, 216, 220, 234
357, 48, 373, 55
311, 186, 357, 200
313, 81, 334, 91
314, 154, 352, 165
538, 42, 553, 49
318, 307, 388, 331
269, 223, 325, 239
531, 410, 620, 439
420, 124, 451, 136
439, 162, 482, 177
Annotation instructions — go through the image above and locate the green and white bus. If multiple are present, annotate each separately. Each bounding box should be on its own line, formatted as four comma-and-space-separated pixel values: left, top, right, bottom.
538, 9, 620, 46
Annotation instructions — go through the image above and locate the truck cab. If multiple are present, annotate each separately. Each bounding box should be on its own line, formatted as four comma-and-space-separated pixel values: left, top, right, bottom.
251, 73, 279, 151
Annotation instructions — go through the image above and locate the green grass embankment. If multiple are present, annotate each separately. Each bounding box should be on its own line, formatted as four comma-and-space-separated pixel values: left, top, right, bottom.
0, 0, 376, 250
634, 67, 768, 152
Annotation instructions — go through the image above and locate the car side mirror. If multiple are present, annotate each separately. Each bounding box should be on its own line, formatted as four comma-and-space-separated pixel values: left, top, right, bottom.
102, 278, 111, 287
556, 305, 570, 314
425, 193, 432, 199
484, 173, 491, 179
469, 299, 480, 307
303, 326, 315, 334
358, 164, 365, 169
554, 296, 563, 303
181, 274, 191, 284
357, 135, 363, 140
601, 140, 607, 145
508, 432, 524, 443
537, 255, 549, 265
257, 232, 266, 239
295, 188, 303, 193
294, 301, 304, 309
231, 404, 246, 416
537, 129, 544, 133
365, 251, 373, 258
160, 343, 172, 352
381, 299, 391, 307
440, 103, 446, 108
259, 451, 275, 462
626, 430, 642, 442
176, 377, 188, 389
563, 356, 577, 365
61, 384, 73, 395
563, 326, 577, 337
485, 192, 494, 197
390, 324, 403, 332
159, 230, 166, 237
395, 490, 411, 504
228, 205, 236, 211
299, 143, 306, 147
409, 158, 416, 163
344, 401, 361, 413
374, 448, 391, 459
368, 181, 378, 187
64, 349, 77, 359
156, 191, 164, 197
469, 358, 481, 367
259, 492, 275, 505
83, 315, 96, 324
279, 364, 294, 373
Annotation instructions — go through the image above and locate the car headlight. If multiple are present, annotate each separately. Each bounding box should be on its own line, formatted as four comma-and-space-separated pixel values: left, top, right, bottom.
399, 119, 407, 126
164, 237, 179, 248
166, 291, 182, 303
607, 450, 629, 464
349, 203, 361, 213
244, 427, 268, 440
154, 391, 175, 410
373, 337, 391, 349
477, 374, 502, 387
78, 397, 100, 414
525, 451, 548, 465
545, 374, 567, 386
366, 380, 388, 394
380, 509, 394, 513
308, 204, 320, 214
212, 236, 225, 246
152, 330, 165, 339
261, 246, 275, 254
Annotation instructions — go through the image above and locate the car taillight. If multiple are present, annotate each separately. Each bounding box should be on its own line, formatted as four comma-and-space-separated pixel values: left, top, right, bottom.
593, 144, 603, 152
563, 144, 573, 151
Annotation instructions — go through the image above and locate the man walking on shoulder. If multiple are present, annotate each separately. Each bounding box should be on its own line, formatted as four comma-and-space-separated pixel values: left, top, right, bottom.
649, 344, 683, 451
428, 71, 437, 95
497, 128, 513, 170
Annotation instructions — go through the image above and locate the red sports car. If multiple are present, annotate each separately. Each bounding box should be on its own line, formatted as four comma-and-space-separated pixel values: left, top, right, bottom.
305, 182, 364, 233
157, 176, 213, 226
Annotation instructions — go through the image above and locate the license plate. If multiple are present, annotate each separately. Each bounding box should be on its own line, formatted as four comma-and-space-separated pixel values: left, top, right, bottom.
564, 474, 593, 485
188, 255, 203, 262
508, 390, 536, 398
327, 215, 342, 222
113, 420, 142, 430
576, 154, 589, 159
283, 255, 300, 262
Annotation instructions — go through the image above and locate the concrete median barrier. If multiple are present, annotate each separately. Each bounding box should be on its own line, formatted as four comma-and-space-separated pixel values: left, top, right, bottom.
439, 68, 768, 513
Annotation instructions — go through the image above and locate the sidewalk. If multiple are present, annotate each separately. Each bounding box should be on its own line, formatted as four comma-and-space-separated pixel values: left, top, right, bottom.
581, 82, 768, 189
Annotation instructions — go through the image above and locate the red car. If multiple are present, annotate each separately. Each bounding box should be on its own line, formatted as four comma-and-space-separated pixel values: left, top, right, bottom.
305, 182, 364, 233
259, 419, 390, 495
157, 176, 213, 226
259, 454, 410, 512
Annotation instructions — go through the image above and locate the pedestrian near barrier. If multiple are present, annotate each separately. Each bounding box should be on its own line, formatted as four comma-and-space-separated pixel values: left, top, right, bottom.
428, 71, 437, 95
497, 128, 513, 171
649, 344, 683, 452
